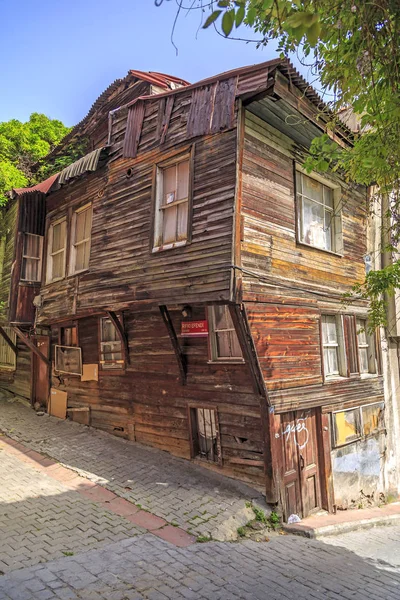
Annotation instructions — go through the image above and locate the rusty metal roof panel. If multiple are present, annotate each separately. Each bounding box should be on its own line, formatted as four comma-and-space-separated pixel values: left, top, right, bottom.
12, 173, 59, 197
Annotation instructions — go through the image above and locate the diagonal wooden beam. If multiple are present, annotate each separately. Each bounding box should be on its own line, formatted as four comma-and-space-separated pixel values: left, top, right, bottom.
0, 327, 18, 355
229, 303, 269, 401
106, 311, 130, 365
12, 327, 51, 367
159, 305, 186, 386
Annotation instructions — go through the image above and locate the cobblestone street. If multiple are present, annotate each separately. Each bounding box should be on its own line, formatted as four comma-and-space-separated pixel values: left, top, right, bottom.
0, 397, 400, 599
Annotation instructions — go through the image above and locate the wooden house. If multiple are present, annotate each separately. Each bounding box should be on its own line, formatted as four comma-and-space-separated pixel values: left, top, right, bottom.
0, 59, 387, 519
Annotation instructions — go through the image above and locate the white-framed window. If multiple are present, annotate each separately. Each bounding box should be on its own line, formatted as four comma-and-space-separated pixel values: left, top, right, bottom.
208, 305, 243, 362
46, 218, 67, 283
0, 327, 16, 370
99, 317, 124, 370
153, 156, 190, 251
21, 233, 43, 282
55, 345, 82, 376
296, 170, 341, 253
321, 315, 346, 377
356, 318, 376, 374
70, 204, 92, 274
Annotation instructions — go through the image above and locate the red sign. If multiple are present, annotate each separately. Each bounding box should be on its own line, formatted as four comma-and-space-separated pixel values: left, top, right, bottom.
181, 320, 209, 337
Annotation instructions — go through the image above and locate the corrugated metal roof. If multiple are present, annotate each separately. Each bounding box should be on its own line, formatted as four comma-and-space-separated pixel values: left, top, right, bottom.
54, 147, 107, 189
12, 173, 59, 197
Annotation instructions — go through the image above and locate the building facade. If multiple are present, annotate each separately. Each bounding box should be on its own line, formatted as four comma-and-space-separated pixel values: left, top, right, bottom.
0, 60, 391, 519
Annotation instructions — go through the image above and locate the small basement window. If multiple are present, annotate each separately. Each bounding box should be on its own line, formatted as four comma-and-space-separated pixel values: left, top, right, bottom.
55, 345, 82, 376
189, 407, 221, 464
100, 316, 124, 370
21, 233, 43, 282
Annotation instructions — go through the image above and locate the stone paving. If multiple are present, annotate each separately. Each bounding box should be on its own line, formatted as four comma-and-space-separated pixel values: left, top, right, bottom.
1, 397, 400, 599
0, 530, 399, 600
0, 396, 262, 540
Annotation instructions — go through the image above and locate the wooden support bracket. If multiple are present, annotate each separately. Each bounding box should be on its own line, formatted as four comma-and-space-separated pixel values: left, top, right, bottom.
12, 327, 51, 367
106, 311, 130, 365
159, 305, 187, 385
229, 304, 269, 402
0, 327, 18, 355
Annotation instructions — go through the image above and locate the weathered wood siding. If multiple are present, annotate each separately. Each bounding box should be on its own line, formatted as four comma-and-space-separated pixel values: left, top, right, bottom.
50, 307, 265, 487
0, 340, 31, 400
0, 200, 18, 322
240, 110, 384, 411
37, 127, 237, 323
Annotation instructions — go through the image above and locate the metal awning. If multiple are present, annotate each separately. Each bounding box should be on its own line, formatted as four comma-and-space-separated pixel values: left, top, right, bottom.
53, 147, 108, 190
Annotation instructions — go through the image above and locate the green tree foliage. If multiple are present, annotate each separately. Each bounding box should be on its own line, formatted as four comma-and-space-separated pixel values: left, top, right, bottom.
0, 113, 71, 205
160, 0, 400, 327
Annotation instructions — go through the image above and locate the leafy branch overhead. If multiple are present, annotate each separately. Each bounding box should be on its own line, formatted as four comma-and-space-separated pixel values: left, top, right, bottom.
0, 113, 71, 206
200, 0, 400, 327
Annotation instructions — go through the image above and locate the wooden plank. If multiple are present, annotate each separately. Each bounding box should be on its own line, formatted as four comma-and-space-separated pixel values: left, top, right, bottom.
187, 84, 217, 138
210, 77, 237, 133
123, 101, 145, 158
159, 96, 175, 144
12, 327, 51, 367
0, 327, 18, 355
159, 305, 187, 385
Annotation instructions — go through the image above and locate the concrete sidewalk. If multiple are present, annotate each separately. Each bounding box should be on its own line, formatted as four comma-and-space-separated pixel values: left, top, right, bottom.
284, 503, 400, 538
0, 395, 265, 541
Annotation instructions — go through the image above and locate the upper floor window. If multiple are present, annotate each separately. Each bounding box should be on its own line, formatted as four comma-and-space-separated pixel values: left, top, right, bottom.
208, 305, 243, 362
321, 315, 343, 377
99, 317, 124, 370
21, 234, 43, 282
153, 156, 190, 251
356, 318, 376, 374
70, 204, 92, 274
0, 327, 16, 371
46, 218, 67, 283
296, 171, 341, 253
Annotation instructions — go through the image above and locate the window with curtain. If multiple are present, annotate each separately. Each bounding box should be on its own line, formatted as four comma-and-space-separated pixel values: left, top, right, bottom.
21, 234, 43, 282
296, 171, 339, 252
70, 204, 92, 274
47, 219, 67, 282
154, 157, 190, 250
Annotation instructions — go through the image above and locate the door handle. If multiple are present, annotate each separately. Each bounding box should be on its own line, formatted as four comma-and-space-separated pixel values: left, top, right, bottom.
300, 454, 305, 470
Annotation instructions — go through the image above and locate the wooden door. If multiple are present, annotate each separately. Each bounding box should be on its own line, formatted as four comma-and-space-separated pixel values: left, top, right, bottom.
31, 336, 50, 408
281, 409, 322, 518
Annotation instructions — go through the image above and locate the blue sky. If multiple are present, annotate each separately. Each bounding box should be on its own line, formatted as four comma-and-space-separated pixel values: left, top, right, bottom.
0, 1, 307, 127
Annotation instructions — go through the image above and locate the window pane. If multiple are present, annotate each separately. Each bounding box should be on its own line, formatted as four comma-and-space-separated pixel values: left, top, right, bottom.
162, 205, 177, 244
163, 166, 176, 205
83, 207, 92, 239
177, 202, 188, 241
177, 161, 189, 200
322, 316, 337, 344
52, 222, 65, 253
359, 348, 368, 373
324, 347, 339, 375
229, 330, 242, 358
334, 409, 361, 446
102, 319, 119, 343
75, 240, 90, 272
301, 197, 326, 248
216, 331, 231, 358
24, 234, 41, 258
213, 305, 229, 330
52, 251, 65, 280
362, 403, 384, 436
356, 319, 367, 345
302, 174, 323, 202
324, 209, 333, 251
324, 185, 334, 208
22, 257, 39, 281
75, 210, 86, 243
56, 346, 81, 375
